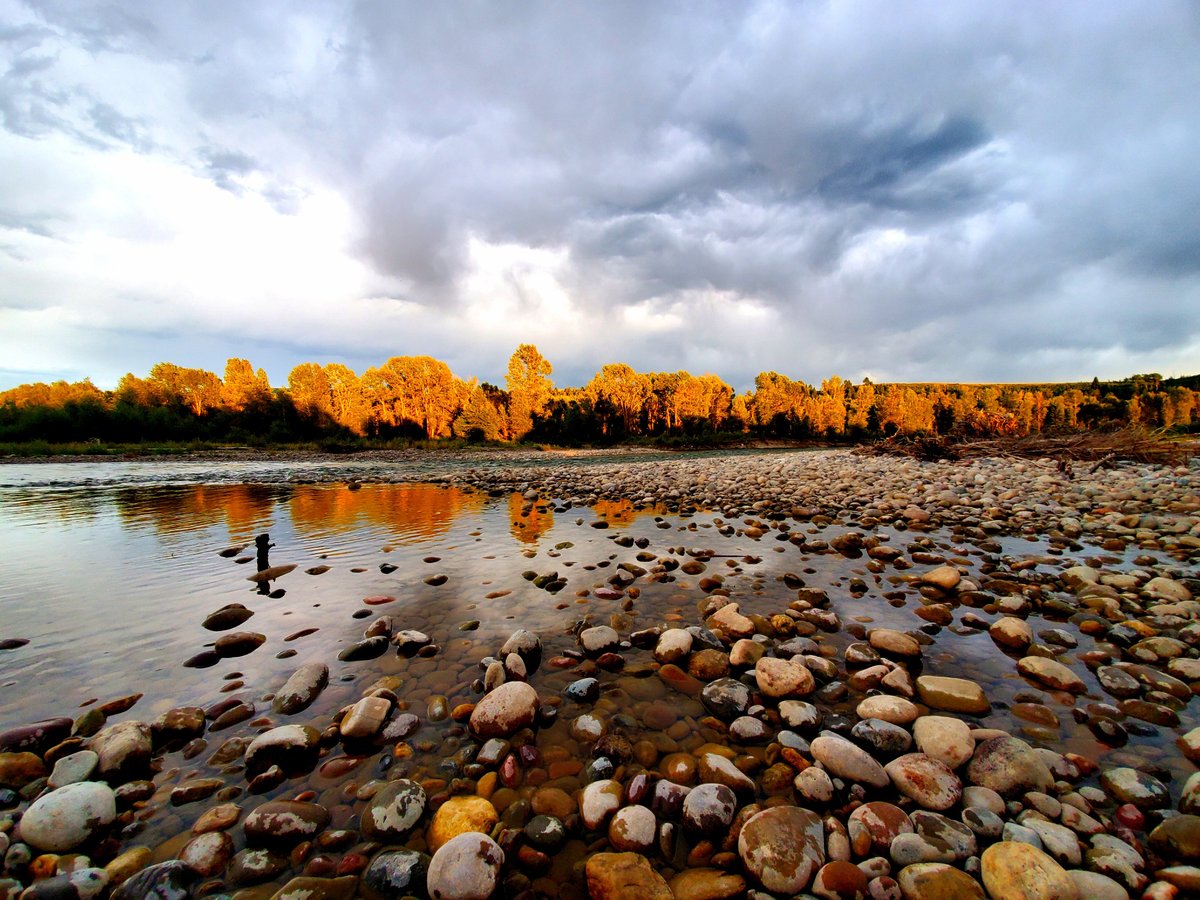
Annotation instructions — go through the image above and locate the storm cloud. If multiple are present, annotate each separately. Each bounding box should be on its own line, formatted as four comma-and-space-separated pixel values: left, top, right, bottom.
1, 0, 1197, 390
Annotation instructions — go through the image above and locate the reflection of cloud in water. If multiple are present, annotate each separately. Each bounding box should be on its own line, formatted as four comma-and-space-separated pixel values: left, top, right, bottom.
115, 485, 279, 539
509, 492, 553, 544
290, 484, 484, 545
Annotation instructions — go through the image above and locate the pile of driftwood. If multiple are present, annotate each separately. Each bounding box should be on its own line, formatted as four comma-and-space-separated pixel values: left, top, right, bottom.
856, 427, 1194, 470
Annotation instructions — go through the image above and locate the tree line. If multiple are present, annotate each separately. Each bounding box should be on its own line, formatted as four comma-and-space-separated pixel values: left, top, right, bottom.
0, 346, 1196, 447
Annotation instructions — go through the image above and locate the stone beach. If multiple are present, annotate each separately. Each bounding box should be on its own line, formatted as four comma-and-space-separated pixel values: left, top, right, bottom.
0, 446, 1198, 898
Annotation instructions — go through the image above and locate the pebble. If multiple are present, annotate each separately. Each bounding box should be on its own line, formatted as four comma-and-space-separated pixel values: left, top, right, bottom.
18, 781, 116, 852
811, 732, 889, 789
737, 805, 825, 894
468, 682, 540, 738
426, 832, 504, 900
980, 841, 1077, 899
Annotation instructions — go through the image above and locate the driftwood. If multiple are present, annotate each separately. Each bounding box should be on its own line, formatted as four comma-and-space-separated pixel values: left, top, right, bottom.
855, 427, 1194, 469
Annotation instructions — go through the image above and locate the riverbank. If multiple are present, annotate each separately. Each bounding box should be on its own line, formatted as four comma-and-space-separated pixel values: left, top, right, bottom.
0, 450, 1197, 898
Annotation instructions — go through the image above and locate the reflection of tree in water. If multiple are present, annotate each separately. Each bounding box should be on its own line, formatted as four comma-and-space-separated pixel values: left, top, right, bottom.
289, 484, 484, 544
115, 485, 279, 539
591, 498, 672, 527
508, 492, 553, 544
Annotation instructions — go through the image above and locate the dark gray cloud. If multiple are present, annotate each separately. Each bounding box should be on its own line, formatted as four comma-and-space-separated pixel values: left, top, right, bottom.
1, 0, 1198, 391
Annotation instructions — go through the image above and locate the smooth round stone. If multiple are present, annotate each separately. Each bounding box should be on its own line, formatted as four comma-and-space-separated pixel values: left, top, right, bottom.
890, 832, 953, 866
868, 629, 922, 658
1017, 656, 1086, 693
688, 648, 731, 679
794, 766, 835, 804
193, 802, 241, 834
755, 656, 815, 698
707, 602, 755, 637
729, 639, 765, 667
272, 663, 329, 715
682, 783, 737, 834
427, 795, 497, 851
363, 779, 428, 843
737, 805, 825, 894
47, 749, 99, 788
961, 806, 1004, 840
730, 716, 772, 743
667, 867, 747, 900
856, 695, 918, 725
110, 860, 197, 900
1096, 666, 1140, 699
585, 852, 672, 900
18, 781, 116, 852
981, 841, 1076, 899
910, 810, 976, 861
179, 830, 234, 877
913, 716, 975, 770
848, 802, 913, 856
897, 862, 985, 899
244, 724, 320, 776
468, 682, 539, 738
921, 566, 962, 591
213, 631, 266, 657
203, 603, 254, 631
1149, 814, 1200, 862
989, 617, 1033, 651
426, 832, 504, 900
653, 631, 693, 666
700, 678, 752, 720
779, 700, 822, 731
360, 849, 430, 900
581, 779, 624, 830
916, 676, 990, 715
89, 720, 153, 781
243, 800, 330, 846
1099, 767, 1169, 810
698, 753, 755, 794
580, 626, 620, 655
885, 754, 962, 811
811, 859, 869, 898
811, 732, 889, 789
851, 718, 913, 756
228, 848, 288, 885
966, 736, 1053, 798
1068, 870, 1132, 900
524, 814, 566, 850
608, 805, 656, 852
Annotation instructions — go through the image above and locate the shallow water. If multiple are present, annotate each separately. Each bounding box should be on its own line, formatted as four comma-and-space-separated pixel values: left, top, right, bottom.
0, 478, 1195, 893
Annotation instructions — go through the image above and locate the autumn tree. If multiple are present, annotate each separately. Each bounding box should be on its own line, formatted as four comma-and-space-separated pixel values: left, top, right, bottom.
586, 363, 650, 436
288, 363, 332, 420
363, 356, 465, 439
221, 358, 271, 412
147, 363, 222, 416
453, 382, 506, 441
505, 344, 554, 440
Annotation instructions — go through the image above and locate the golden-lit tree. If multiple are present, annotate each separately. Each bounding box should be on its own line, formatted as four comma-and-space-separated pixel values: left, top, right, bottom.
505, 344, 554, 440
147, 363, 222, 416
221, 358, 271, 412
363, 356, 465, 439
287, 363, 332, 420
586, 363, 650, 435
453, 382, 506, 441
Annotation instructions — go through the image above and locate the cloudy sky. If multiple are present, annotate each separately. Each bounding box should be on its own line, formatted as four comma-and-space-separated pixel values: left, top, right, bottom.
1, 1, 1198, 393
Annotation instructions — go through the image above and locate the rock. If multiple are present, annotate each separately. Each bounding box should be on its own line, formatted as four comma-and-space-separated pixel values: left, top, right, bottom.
707, 603, 756, 638
608, 805, 656, 852
110, 860, 198, 900
213, 631, 266, 657
779, 700, 822, 731
848, 802, 913, 857
812, 860, 869, 898
580, 626, 620, 655
47, 749, 99, 788
752, 656, 815, 698
1017, 656, 1086, 693
967, 736, 1054, 798
244, 724, 320, 776
980, 841, 1078, 899
916, 676, 990, 715
1148, 814, 1200, 862
729, 639, 765, 667
0, 717, 72, 755
468, 682, 540, 738
361, 849, 430, 900
427, 794, 497, 851
1067, 871, 1130, 900
852, 717, 913, 756
921, 566, 962, 591
1099, 767, 1169, 810
811, 732, 889, 788
362, 779, 428, 843
18, 781, 117, 851
202, 603, 254, 631
737, 805, 825, 894
337, 635, 389, 661
179, 830, 234, 877
0, 751, 47, 788
698, 752, 756, 793
340, 696, 391, 739
499, 629, 542, 668
89, 720, 153, 782
243, 800, 330, 846
150, 707, 205, 746
270, 875, 358, 899
913, 716, 975, 770
1144, 577, 1191, 602
581, 779, 625, 830
885, 754, 962, 811
990, 617, 1034, 651
426, 833, 505, 900
869, 628, 922, 658
228, 848, 289, 886
794, 766, 835, 804
897, 862, 986, 899
856, 695, 919, 725
667, 867, 747, 900
682, 783, 738, 834
272, 663, 329, 715
585, 852, 672, 900
654, 628, 693, 664
1024, 820, 1082, 867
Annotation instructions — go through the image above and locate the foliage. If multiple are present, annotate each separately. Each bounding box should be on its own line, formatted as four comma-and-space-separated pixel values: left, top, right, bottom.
1, 352, 1197, 451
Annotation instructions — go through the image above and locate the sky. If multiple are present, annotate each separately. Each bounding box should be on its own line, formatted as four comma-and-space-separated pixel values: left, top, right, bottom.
1, 1, 1198, 393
